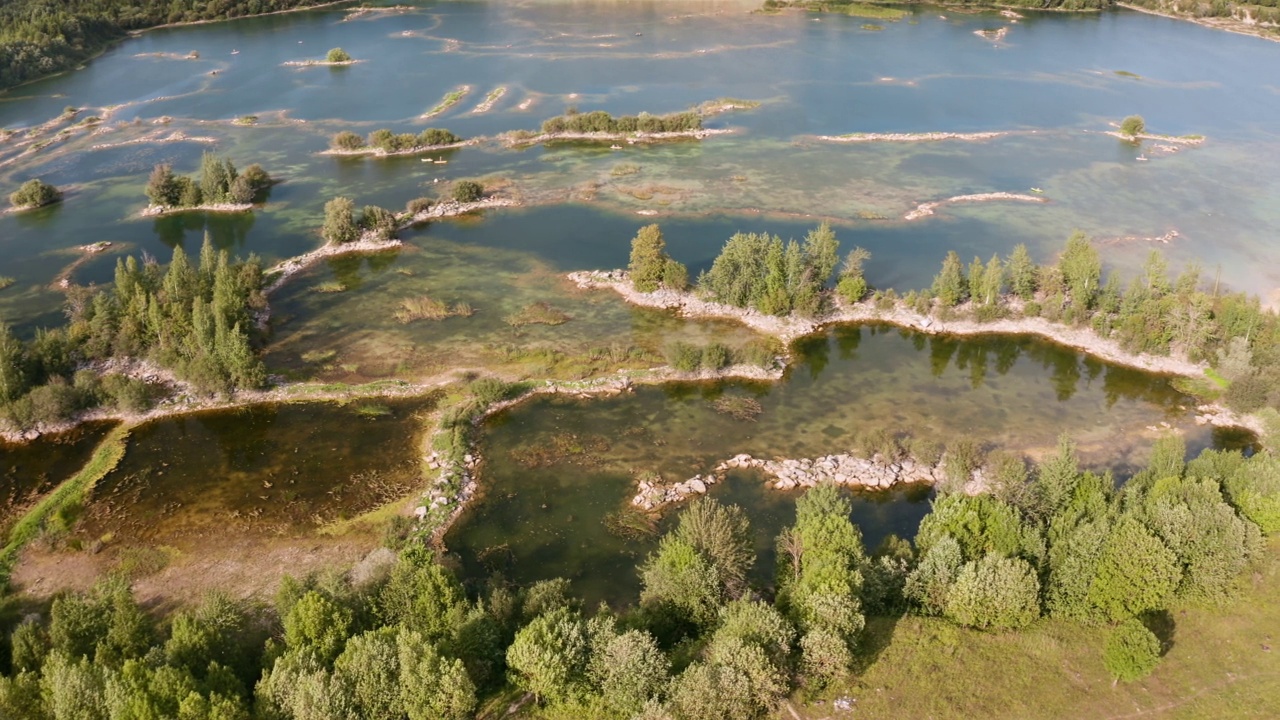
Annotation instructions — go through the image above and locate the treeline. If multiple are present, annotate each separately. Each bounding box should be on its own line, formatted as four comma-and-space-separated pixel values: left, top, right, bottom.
920, 233, 1280, 414
3, 438, 1278, 716
0, 238, 267, 430
145, 153, 272, 209
0, 0, 327, 91
764, 0, 1111, 10
540, 109, 703, 135
1125, 0, 1280, 24
329, 128, 463, 153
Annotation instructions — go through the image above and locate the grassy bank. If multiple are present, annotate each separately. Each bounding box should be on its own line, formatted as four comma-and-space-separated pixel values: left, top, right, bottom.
804, 537, 1280, 718
0, 424, 131, 581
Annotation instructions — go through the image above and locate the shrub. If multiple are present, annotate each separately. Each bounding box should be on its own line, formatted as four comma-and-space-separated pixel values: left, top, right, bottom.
323, 197, 359, 245
419, 128, 461, 146
1103, 619, 1161, 682
452, 180, 484, 203
327, 47, 352, 63
701, 343, 730, 371
368, 129, 395, 151
666, 342, 703, 372
359, 205, 398, 240
9, 178, 61, 208
1120, 115, 1146, 137
943, 553, 1041, 630
406, 197, 433, 215
331, 131, 365, 151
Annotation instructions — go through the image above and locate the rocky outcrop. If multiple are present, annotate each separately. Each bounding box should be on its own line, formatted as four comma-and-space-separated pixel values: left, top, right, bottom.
631, 451, 987, 511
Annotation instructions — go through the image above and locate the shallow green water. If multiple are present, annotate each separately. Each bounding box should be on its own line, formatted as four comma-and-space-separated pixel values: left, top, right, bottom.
79, 398, 434, 548
445, 325, 1252, 605
0, 420, 117, 535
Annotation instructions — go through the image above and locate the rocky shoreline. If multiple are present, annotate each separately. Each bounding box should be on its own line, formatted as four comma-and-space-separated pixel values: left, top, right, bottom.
503, 127, 733, 147
815, 131, 1011, 143
318, 139, 475, 158
631, 451, 967, 511
139, 202, 254, 218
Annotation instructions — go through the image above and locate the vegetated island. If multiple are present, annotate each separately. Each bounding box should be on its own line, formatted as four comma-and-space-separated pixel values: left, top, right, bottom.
282, 46, 358, 66
6, 178, 62, 213
420, 85, 471, 119
470, 86, 507, 114
503, 108, 730, 146
1106, 114, 1206, 146
140, 152, 274, 216
322, 127, 469, 157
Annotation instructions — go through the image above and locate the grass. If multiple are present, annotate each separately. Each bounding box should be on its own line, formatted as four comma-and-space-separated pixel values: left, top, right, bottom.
312, 281, 347, 294
234, 115, 259, 126
794, 537, 1280, 718
1115, 70, 1142, 78
712, 395, 764, 421
0, 425, 131, 581
0, 277, 15, 291
610, 163, 642, 177
842, 3, 908, 20
424, 86, 470, 118
504, 301, 571, 328
395, 296, 454, 323
353, 402, 393, 418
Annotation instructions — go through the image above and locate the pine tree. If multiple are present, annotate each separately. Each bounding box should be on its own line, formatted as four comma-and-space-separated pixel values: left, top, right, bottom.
1007, 244, 1038, 300
145, 164, 181, 207
628, 224, 668, 293
932, 251, 968, 307
0, 322, 28, 402
1058, 232, 1102, 309
323, 197, 359, 245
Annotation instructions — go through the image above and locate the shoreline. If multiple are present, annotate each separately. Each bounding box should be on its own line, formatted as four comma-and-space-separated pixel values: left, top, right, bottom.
282, 59, 360, 67
421, 86, 472, 119
1116, 3, 1280, 44
139, 202, 254, 218
319, 139, 474, 157
470, 87, 508, 114
503, 127, 734, 147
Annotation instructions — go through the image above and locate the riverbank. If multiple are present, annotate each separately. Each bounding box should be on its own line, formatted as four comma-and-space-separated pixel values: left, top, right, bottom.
318, 139, 474, 158
816, 130, 1012, 143
139, 202, 254, 218
1118, 2, 1280, 43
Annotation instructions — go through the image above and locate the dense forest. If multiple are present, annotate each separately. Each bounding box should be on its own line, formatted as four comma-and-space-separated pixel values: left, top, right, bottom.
0, 438, 1276, 718
0, 0, 327, 91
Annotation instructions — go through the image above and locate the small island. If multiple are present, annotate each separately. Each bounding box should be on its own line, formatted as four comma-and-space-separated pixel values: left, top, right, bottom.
7, 178, 62, 212
324, 127, 467, 157
505, 109, 730, 146
283, 46, 358, 67
1108, 114, 1206, 146
142, 152, 273, 216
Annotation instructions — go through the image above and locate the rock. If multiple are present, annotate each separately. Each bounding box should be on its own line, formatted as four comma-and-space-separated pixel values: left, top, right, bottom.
414, 506, 428, 519
689, 478, 707, 493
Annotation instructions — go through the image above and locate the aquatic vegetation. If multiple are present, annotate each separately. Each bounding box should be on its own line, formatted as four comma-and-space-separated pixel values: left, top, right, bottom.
712, 395, 764, 421
8, 178, 61, 209
394, 296, 458, 323
423, 85, 471, 118
504, 301, 570, 328
0, 277, 14, 291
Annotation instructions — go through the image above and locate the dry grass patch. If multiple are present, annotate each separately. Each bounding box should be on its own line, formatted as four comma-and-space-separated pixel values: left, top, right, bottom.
504, 301, 570, 328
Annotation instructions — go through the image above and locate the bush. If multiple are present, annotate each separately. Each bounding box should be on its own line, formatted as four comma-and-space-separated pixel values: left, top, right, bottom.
327, 47, 352, 63
1120, 115, 1146, 137
9, 178, 61, 208
1103, 619, 1161, 682
666, 342, 703, 372
419, 128, 461, 146
322, 197, 359, 245
331, 131, 365, 151
406, 197, 433, 215
943, 554, 1041, 630
701, 343, 730, 371
452, 181, 484, 203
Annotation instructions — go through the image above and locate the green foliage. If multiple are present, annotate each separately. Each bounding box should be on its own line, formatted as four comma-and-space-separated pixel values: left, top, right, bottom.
539, 110, 702, 135
325, 47, 351, 63
9, 178, 60, 208
1103, 618, 1161, 682
587, 629, 669, 717
146, 154, 269, 209
330, 131, 364, 151
506, 607, 589, 703
451, 180, 484, 203
628, 224, 687, 293
931, 250, 967, 307
916, 494, 1042, 566
1222, 452, 1280, 533
674, 499, 754, 598
943, 553, 1041, 630
1088, 517, 1181, 622
1006, 243, 1038, 300
1120, 115, 1146, 137
640, 536, 724, 627
904, 535, 963, 615
700, 224, 840, 316
322, 197, 359, 245
1058, 231, 1102, 311
397, 630, 476, 720
776, 485, 865, 653
664, 341, 703, 372
283, 592, 353, 665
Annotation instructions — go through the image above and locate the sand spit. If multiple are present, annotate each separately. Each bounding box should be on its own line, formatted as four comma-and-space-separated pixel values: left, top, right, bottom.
816, 131, 1011, 143
90, 130, 217, 151
904, 192, 1048, 221
504, 127, 733, 147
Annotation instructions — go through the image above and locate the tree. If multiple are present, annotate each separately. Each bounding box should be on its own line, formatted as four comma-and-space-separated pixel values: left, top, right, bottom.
146, 164, 181, 207
377, 556, 468, 642
331, 131, 365, 151
665, 662, 756, 720
587, 630, 669, 716
1120, 115, 1146, 137
1103, 619, 1161, 683
397, 630, 476, 720
1223, 453, 1280, 534
283, 591, 353, 665
1006, 243, 1038, 300
629, 224, 669, 293
0, 322, 28, 402
331, 630, 402, 719
452, 180, 484, 203
673, 498, 754, 597
943, 553, 1041, 630
9, 178, 61, 208
836, 247, 871, 303
931, 251, 967, 307
776, 485, 866, 646
506, 607, 589, 703
327, 47, 352, 63
639, 536, 723, 627
915, 493, 1042, 566
40, 651, 107, 720
322, 197, 359, 245
1088, 517, 1181, 622
1058, 231, 1102, 310
199, 152, 235, 204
